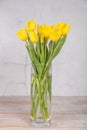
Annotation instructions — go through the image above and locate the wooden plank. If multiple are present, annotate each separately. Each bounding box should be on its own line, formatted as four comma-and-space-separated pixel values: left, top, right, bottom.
0, 127, 82, 130
0, 96, 87, 128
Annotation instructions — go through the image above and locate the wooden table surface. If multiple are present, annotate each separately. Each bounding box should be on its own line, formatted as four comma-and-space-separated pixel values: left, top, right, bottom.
0, 96, 87, 130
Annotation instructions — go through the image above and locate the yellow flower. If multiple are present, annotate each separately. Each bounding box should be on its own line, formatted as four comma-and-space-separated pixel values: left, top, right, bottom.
26, 20, 36, 32
37, 25, 43, 35
51, 24, 57, 31
42, 25, 51, 38
40, 35, 44, 43
57, 22, 70, 35
49, 30, 61, 42
58, 22, 65, 30
62, 24, 70, 35
16, 28, 28, 41
29, 31, 38, 43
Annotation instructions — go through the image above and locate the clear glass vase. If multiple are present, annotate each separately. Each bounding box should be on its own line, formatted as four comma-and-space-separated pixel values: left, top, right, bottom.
29, 64, 52, 127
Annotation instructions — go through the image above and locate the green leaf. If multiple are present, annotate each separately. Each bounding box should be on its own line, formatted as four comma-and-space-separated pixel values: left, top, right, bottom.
43, 35, 67, 75
47, 75, 52, 101
36, 41, 41, 61
45, 45, 48, 63
26, 45, 38, 74
40, 43, 45, 64
48, 41, 55, 60
52, 35, 67, 59
28, 39, 35, 54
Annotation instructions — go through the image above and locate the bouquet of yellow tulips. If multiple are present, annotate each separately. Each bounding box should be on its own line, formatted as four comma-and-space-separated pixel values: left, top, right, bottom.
16, 20, 70, 123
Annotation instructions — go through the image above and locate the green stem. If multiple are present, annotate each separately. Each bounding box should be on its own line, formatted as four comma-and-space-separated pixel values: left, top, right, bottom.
30, 74, 51, 121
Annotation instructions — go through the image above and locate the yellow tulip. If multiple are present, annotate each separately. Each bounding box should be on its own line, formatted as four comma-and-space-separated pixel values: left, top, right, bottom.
40, 35, 44, 43
42, 25, 51, 38
51, 24, 57, 31
37, 25, 43, 35
58, 22, 65, 30
49, 30, 61, 42
16, 28, 28, 41
29, 31, 38, 43
26, 20, 36, 32
62, 24, 70, 35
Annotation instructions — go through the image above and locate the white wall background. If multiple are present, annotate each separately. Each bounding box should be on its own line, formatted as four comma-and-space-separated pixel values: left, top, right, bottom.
0, 0, 87, 96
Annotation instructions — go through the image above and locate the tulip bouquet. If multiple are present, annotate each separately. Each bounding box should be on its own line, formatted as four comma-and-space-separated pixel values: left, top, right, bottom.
16, 20, 70, 125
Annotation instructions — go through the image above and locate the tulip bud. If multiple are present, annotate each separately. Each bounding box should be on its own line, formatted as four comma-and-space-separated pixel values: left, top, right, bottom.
26, 20, 36, 32
62, 24, 70, 35
16, 28, 28, 41
29, 31, 38, 43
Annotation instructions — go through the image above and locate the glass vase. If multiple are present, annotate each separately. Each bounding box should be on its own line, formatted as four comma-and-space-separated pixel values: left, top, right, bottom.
29, 64, 52, 127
